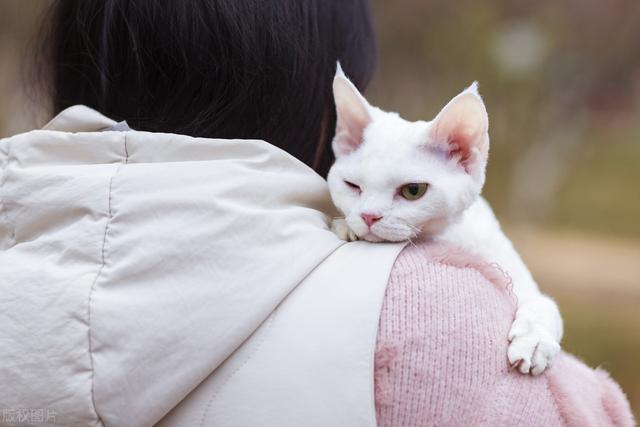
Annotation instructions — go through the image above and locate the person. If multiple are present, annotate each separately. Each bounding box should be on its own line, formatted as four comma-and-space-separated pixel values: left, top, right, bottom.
0, 1, 633, 426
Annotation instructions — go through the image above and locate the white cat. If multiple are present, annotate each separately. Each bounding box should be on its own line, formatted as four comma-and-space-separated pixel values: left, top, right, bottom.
328, 64, 562, 376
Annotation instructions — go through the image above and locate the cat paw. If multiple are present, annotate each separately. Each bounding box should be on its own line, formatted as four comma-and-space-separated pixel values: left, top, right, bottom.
331, 218, 359, 242
507, 318, 560, 376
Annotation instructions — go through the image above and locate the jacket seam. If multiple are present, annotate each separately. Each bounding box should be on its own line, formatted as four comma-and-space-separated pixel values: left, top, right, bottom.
87, 133, 129, 426
198, 242, 346, 426
0, 139, 16, 247
198, 316, 276, 427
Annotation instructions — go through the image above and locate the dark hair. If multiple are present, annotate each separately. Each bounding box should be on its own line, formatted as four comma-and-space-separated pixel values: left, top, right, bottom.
38, 0, 376, 176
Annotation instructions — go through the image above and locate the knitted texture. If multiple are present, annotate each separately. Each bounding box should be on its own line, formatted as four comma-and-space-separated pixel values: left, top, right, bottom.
374, 241, 634, 427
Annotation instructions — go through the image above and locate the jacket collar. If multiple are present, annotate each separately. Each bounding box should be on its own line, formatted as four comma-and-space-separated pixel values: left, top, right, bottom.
43, 105, 117, 132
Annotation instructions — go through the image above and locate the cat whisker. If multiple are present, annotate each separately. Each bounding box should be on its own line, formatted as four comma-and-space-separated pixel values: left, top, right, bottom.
403, 222, 422, 233
406, 235, 419, 249
377, 225, 413, 233
377, 224, 420, 246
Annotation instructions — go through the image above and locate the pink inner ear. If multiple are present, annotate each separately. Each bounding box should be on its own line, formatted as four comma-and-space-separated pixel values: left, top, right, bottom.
332, 76, 371, 157
431, 92, 488, 173
333, 129, 364, 157
446, 128, 477, 172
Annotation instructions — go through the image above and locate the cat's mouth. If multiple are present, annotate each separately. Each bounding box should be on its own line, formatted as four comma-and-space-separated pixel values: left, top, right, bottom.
360, 232, 385, 243
347, 215, 418, 243
359, 227, 415, 243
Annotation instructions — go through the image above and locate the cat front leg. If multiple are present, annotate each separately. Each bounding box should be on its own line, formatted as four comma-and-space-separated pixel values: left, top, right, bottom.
488, 246, 563, 376
331, 218, 359, 242
507, 293, 563, 375
444, 198, 563, 375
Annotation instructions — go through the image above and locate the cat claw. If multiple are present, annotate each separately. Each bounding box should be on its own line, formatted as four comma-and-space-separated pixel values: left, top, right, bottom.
509, 358, 523, 370
507, 318, 560, 376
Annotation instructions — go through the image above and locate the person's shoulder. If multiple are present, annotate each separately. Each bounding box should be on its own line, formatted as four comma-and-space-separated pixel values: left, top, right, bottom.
387, 240, 516, 306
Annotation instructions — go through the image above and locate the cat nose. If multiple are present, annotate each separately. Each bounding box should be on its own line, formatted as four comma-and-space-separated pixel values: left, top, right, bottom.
361, 213, 382, 228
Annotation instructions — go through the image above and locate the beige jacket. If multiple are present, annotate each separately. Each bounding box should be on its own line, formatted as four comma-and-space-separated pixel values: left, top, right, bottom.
0, 106, 405, 427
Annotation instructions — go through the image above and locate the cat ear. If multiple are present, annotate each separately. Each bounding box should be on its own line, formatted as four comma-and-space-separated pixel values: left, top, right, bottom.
429, 82, 489, 176
332, 62, 372, 157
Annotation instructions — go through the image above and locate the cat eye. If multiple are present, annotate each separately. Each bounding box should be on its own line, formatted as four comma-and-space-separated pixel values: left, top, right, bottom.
399, 183, 428, 200
344, 180, 361, 192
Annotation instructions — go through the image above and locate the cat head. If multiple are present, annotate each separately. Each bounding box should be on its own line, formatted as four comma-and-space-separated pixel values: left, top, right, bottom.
327, 63, 489, 242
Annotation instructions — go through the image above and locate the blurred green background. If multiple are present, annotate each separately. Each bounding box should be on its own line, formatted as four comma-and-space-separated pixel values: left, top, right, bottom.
1, 0, 639, 419
369, 0, 640, 419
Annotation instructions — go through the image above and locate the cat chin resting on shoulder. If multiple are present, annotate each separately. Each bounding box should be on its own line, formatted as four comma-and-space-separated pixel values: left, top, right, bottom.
327, 63, 563, 376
